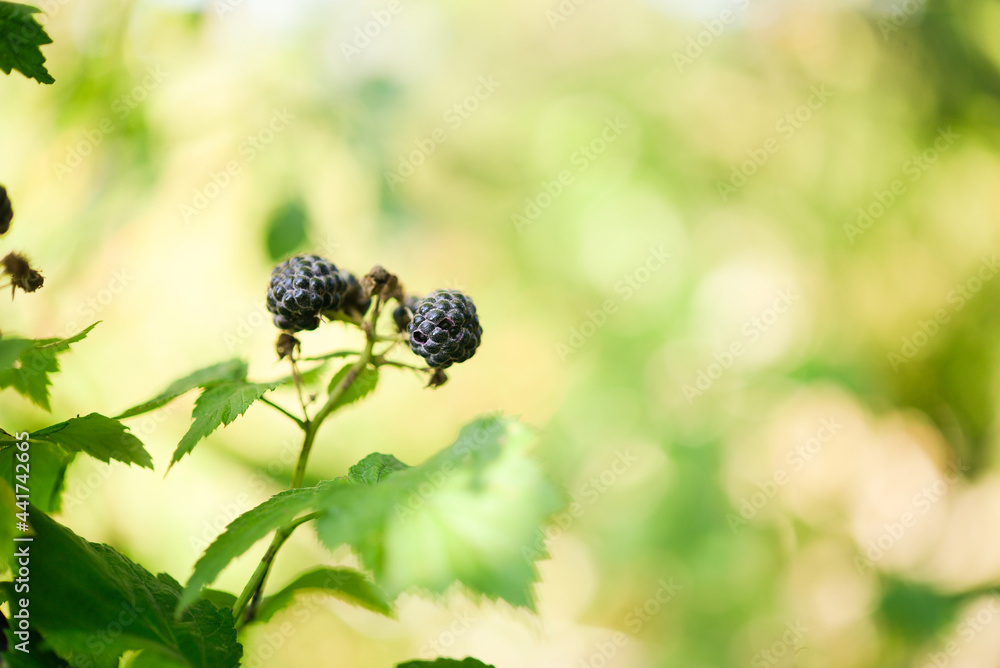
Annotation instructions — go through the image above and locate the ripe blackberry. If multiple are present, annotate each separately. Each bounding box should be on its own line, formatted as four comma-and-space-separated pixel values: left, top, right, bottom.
407, 290, 482, 368
340, 270, 372, 317
266, 254, 347, 332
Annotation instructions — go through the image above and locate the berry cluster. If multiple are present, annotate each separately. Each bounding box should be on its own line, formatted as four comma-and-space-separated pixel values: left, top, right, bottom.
266, 254, 483, 372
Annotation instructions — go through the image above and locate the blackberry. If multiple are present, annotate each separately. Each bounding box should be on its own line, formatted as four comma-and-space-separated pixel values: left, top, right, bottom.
266, 254, 347, 332
407, 290, 482, 368
340, 270, 372, 317
0, 185, 11, 235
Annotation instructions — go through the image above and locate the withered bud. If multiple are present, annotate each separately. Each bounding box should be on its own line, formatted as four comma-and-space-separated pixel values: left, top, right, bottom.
276, 332, 300, 361
1, 252, 44, 299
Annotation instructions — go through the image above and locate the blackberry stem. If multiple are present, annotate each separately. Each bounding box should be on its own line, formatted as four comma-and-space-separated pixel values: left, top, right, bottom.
232, 296, 383, 628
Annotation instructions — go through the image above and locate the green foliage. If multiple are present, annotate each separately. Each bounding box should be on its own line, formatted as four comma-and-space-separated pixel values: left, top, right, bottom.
348, 452, 409, 485
181, 416, 560, 616
264, 199, 309, 262
255, 567, 393, 622
177, 482, 339, 614
0, 441, 72, 512
0, 2, 54, 84
172, 380, 279, 467
314, 416, 560, 608
0, 323, 98, 410
396, 659, 495, 668
32, 413, 153, 468
117, 359, 249, 419
327, 363, 379, 409
0, 509, 241, 667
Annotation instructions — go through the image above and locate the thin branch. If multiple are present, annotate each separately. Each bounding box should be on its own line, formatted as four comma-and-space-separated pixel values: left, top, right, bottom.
259, 397, 305, 429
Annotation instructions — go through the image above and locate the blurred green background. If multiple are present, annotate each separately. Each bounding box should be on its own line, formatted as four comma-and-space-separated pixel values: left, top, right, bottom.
3, 0, 1000, 665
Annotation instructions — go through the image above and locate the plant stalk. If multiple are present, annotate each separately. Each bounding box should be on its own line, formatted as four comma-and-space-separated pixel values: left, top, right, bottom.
232, 305, 382, 627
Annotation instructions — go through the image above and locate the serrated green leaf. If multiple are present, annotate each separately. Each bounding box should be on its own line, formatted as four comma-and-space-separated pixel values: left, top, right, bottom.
313, 416, 561, 609
0, 2, 55, 84
33, 413, 153, 469
264, 199, 309, 262
327, 363, 379, 410
0, 508, 242, 667
0, 323, 99, 411
171, 380, 278, 467
0, 441, 74, 512
179, 416, 559, 616
348, 452, 410, 485
397, 658, 496, 668
117, 359, 249, 419
255, 567, 393, 622
177, 481, 340, 614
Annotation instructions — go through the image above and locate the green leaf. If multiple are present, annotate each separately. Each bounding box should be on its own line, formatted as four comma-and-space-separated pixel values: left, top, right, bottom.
200, 589, 238, 610
0, 441, 74, 512
171, 380, 279, 467
255, 567, 393, 622
313, 416, 561, 609
0, 323, 99, 411
348, 452, 410, 485
397, 659, 496, 668
177, 482, 339, 614
327, 363, 379, 411
1, 626, 72, 666
180, 416, 559, 615
0, 337, 33, 370
264, 199, 309, 262
32, 413, 153, 469
0, 508, 242, 667
0, 2, 55, 84
117, 359, 249, 419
